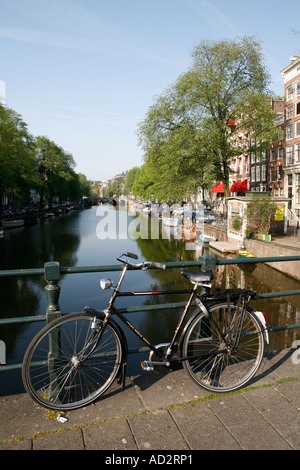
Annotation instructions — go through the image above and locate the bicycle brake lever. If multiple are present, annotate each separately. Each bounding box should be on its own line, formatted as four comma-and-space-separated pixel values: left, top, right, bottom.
150, 261, 166, 270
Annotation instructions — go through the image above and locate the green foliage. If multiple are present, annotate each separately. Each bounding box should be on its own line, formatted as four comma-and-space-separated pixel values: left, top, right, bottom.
103, 177, 125, 197
246, 195, 277, 235
0, 104, 91, 211
138, 36, 278, 200
34, 136, 77, 206
0, 104, 35, 207
124, 167, 140, 195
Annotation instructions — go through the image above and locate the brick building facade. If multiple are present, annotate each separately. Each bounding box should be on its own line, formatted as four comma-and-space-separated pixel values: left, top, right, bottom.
215, 56, 300, 218
281, 56, 300, 216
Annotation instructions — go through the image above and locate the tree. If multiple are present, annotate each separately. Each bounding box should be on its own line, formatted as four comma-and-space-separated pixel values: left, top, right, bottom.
34, 136, 76, 207
65, 171, 91, 201
106, 177, 125, 197
0, 104, 35, 215
124, 166, 140, 195
138, 36, 279, 201
131, 162, 157, 200
247, 195, 277, 235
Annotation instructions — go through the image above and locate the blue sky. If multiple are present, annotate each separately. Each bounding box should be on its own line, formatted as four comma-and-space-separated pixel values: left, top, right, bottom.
0, 0, 299, 181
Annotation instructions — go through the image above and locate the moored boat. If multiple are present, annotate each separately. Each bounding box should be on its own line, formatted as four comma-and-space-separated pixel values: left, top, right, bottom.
237, 249, 255, 258
162, 217, 180, 227
199, 233, 216, 244
2, 219, 25, 228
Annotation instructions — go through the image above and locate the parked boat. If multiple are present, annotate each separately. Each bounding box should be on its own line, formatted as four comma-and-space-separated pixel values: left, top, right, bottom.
2, 219, 25, 228
42, 212, 55, 218
199, 233, 216, 244
162, 217, 180, 227
237, 249, 255, 258
142, 204, 152, 214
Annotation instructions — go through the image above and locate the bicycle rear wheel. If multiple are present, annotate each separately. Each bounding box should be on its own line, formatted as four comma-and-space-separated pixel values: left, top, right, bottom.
181, 302, 264, 393
22, 312, 123, 411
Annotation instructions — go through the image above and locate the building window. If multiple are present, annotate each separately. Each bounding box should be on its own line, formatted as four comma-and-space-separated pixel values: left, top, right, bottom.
270, 148, 275, 161
287, 85, 293, 101
296, 121, 300, 137
256, 166, 260, 182
286, 146, 293, 166
277, 165, 282, 181
245, 155, 249, 173
278, 128, 284, 140
287, 105, 293, 119
297, 81, 300, 97
295, 143, 300, 163
251, 167, 255, 182
278, 145, 283, 159
297, 175, 300, 204
270, 167, 275, 182
277, 164, 283, 181
261, 164, 266, 181
286, 123, 293, 140
296, 101, 300, 116
251, 152, 256, 164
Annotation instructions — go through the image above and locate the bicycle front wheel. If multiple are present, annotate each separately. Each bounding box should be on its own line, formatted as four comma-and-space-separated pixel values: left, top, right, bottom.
22, 312, 123, 411
182, 303, 264, 393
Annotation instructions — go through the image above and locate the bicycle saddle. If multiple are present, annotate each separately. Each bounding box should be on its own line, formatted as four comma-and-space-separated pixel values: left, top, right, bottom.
181, 270, 214, 284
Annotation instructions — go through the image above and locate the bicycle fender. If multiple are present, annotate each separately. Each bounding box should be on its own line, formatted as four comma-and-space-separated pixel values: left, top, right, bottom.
245, 305, 269, 344
253, 310, 269, 344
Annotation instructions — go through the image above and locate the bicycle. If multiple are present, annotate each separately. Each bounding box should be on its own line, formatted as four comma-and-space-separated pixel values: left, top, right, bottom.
22, 252, 269, 411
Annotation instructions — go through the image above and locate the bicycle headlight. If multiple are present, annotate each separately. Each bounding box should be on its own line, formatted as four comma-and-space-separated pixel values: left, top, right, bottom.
100, 278, 113, 290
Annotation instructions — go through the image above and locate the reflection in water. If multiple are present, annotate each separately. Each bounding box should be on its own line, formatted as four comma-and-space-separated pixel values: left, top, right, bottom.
218, 262, 300, 353
0, 205, 299, 395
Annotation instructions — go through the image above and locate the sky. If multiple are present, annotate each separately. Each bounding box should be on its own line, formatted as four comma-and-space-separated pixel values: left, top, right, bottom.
0, 0, 299, 182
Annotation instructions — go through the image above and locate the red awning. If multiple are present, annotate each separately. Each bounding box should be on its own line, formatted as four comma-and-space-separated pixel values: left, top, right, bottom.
211, 182, 224, 193
230, 180, 248, 192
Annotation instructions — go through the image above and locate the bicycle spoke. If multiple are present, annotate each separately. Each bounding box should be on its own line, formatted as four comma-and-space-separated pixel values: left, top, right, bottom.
22, 313, 122, 410
182, 304, 264, 392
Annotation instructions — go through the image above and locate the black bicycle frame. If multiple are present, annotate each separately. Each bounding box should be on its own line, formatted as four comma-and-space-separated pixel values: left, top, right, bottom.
105, 263, 198, 360
100, 262, 227, 366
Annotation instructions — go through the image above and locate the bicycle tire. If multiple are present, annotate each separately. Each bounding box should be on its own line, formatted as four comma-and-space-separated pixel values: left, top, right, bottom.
181, 302, 264, 393
22, 311, 123, 411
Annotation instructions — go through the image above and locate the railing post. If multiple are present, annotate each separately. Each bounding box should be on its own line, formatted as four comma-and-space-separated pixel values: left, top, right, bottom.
44, 261, 61, 402
44, 261, 61, 324
199, 254, 217, 272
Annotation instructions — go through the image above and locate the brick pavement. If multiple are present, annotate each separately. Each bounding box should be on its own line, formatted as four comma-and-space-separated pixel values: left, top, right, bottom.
0, 348, 299, 451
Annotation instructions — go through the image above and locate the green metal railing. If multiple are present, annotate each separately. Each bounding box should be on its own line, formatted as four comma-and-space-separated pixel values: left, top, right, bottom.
1, 254, 300, 373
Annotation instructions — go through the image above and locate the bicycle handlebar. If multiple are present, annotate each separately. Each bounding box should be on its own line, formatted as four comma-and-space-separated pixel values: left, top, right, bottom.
117, 252, 166, 270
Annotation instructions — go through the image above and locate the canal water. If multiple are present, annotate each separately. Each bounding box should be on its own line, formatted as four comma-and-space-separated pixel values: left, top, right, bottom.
0, 205, 299, 396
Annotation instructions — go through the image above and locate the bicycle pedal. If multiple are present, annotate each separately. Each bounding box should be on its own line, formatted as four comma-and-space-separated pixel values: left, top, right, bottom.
141, 361, 154, 372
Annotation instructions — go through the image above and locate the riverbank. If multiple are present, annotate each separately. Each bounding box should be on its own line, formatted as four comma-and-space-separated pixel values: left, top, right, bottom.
204, 220, 300, 280
0, 348, 299, 451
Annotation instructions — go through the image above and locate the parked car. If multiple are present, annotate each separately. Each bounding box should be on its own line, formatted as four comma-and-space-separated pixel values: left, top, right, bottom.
186, 209, 216, 224
172, 206, 192, 217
